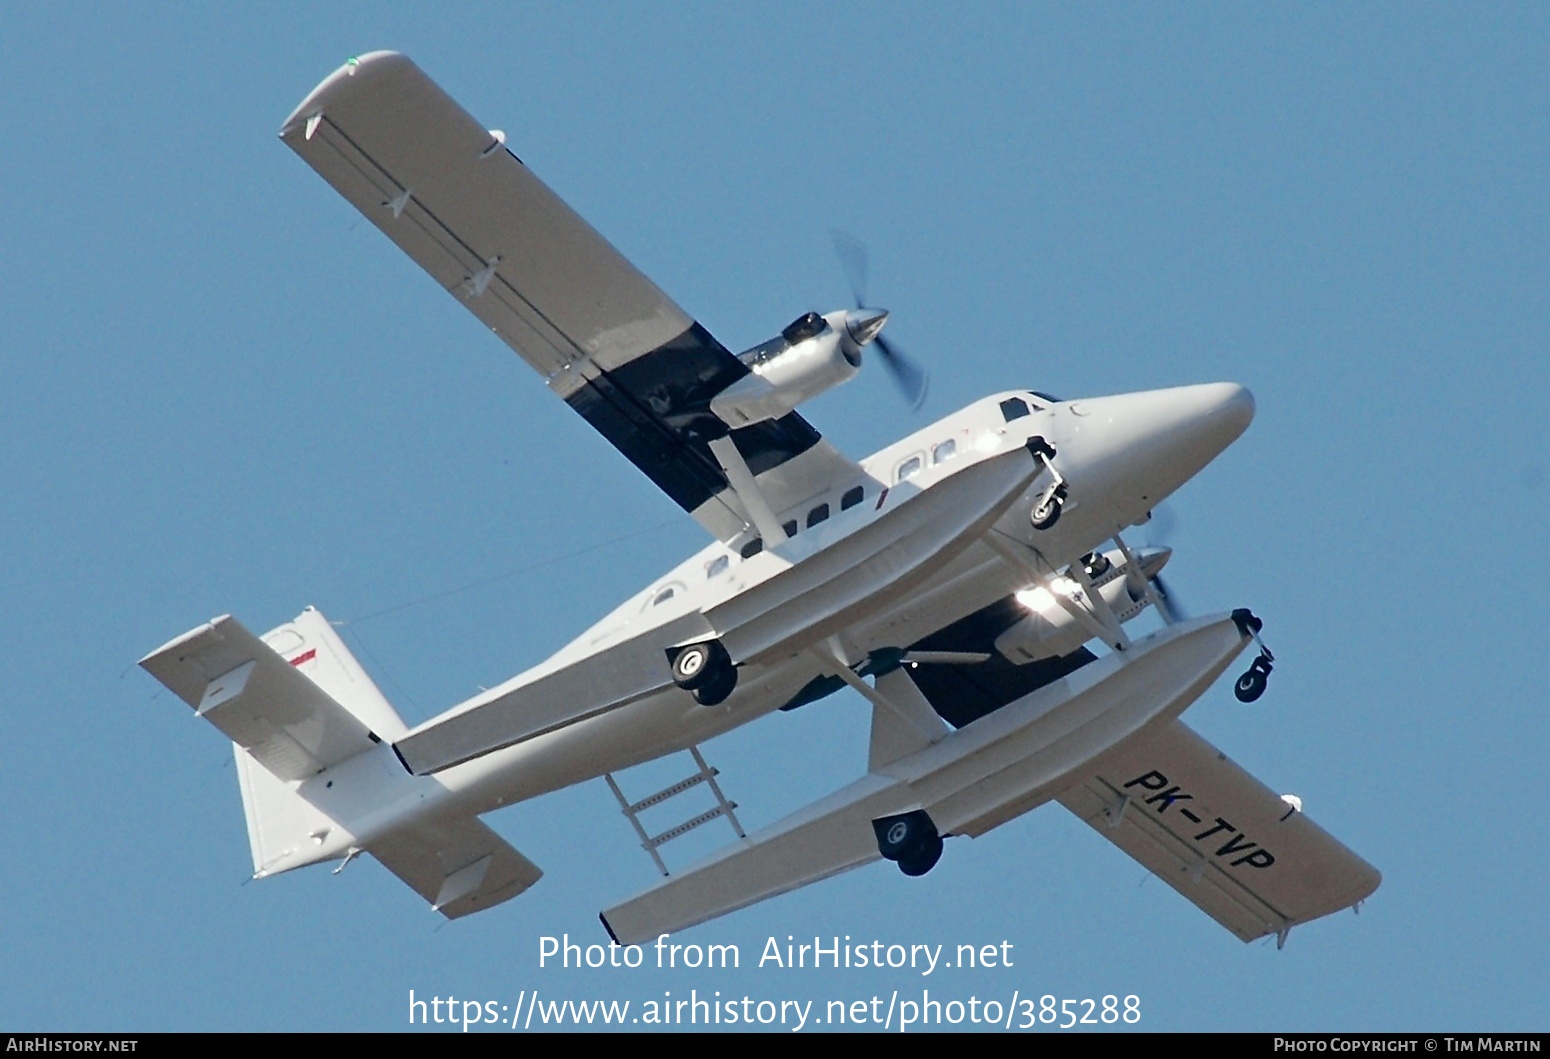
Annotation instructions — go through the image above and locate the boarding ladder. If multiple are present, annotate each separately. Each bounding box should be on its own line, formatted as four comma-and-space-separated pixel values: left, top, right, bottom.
605, 746, 746, 876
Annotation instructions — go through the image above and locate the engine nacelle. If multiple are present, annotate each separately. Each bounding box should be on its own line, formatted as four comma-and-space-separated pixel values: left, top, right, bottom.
994, 546, 1172, 664
711, 309, 884, 427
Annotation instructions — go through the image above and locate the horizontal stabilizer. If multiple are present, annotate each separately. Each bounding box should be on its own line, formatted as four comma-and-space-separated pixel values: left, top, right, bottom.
140, 615, 377, 781
371, 815, 542, 920
1058, 720, 1381, 943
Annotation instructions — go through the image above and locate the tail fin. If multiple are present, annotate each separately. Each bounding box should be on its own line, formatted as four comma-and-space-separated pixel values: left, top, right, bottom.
238, 607, 410, 875
140, 606, 409, 876
259, 607, 408, 742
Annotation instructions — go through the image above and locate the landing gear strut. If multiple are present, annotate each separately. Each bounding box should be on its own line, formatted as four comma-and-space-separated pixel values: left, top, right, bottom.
670, 640, 739, 706
1230, 609, 1275, 703
873, 810, 944, 877
1025, 436, 1067, 531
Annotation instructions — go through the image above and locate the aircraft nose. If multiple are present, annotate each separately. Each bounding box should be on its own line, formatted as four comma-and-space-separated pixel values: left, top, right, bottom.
1058, 382, 1255, 516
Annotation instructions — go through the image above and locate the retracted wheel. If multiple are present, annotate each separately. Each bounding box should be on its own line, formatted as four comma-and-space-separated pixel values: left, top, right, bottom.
692, 661, 738, 706
873, 810, 940, 863
671, 639, 730, 691
898, 831, 944, 877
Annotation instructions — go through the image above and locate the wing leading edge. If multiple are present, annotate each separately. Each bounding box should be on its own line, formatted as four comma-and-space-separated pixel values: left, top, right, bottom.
280, 52, 860, 540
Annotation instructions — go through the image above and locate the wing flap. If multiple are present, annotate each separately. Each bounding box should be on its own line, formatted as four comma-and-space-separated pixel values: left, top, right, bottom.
1057, 719, 1380, 942
282, 52, 690, 377
370, 815, 542, 920
140, 616, 376, 781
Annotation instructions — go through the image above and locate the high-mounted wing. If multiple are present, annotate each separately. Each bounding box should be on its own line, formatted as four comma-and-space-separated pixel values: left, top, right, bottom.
281, 52, 862, 541
1057, 719, 1381, 944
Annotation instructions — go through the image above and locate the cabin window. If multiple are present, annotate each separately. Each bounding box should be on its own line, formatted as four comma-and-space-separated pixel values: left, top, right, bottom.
652, 586, 676, 606
896, 455, 923, 482
807, 503, 830, 528
740, 538, 763, 559
782, 519, 799, 539
932, 439, 957, 464
1000, 397, 1030, 422
841, 485, 864, 510
705, 555, 729, 578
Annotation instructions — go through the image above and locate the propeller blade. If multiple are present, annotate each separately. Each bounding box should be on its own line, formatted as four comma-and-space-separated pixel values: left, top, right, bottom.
1144, 501, 1178, 547
829, 229, 869, 307
876, 334, 929, 411
1151, 574, 1186, 624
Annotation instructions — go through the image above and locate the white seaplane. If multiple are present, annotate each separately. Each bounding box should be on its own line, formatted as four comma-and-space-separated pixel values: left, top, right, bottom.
141, 52, 1378, 948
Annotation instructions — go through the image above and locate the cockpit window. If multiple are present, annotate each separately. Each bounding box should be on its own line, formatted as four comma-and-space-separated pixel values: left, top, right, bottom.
1000, 397, 1030, 422
1030, 391, 1063, 403
781, 311, 827, 344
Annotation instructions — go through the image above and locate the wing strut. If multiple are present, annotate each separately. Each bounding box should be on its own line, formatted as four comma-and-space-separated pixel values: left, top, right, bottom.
707, 436, 787, 545
808, 644, 946, 749
985, 533, 1130, 652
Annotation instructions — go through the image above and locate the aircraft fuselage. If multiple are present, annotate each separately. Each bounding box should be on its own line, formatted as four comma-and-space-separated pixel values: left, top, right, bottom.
268, 382, 1254, 874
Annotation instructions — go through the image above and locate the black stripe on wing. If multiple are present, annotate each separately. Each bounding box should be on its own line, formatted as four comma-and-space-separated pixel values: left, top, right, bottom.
564, 323, 822, 513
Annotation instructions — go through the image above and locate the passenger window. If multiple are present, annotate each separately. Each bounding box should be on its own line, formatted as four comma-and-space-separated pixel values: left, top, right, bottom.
740, 538, 763, 559
1000, 397, 1030, 422
841, 485, 864, 510
652, 586, 676, 606
932, 439, 957, 464
705, 555, 729, 578
896, 455, 923, 482
807, 503, 830, 528
782, 519, 799, 539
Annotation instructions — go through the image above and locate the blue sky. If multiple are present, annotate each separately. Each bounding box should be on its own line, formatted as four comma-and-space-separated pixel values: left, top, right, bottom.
3, 4, 1546, 1031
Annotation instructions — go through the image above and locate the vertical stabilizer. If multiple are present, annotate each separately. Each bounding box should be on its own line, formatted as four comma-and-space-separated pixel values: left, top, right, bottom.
259, 606, 408, 740
229, 606, 408, 875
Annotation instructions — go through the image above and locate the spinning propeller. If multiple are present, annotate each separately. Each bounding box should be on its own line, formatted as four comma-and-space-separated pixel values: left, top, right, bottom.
1139, 503, 1186, 624
831, 231, 930, 411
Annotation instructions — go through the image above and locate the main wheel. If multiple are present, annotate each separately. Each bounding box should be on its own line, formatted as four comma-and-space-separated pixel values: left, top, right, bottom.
672, 640, 727, 691
692, 661, 738, 706
898, 832, 944, 877
1234, 667, 1268, 703
874, 810, 936, 862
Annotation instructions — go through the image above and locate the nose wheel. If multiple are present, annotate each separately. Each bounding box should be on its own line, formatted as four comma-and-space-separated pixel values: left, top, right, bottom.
1025, 436, 1067, 532
1030, 486, 1068, 531
1230, 609, 1275, 703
